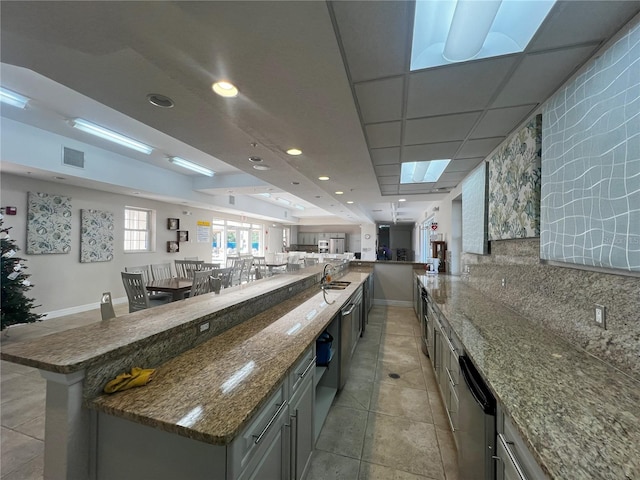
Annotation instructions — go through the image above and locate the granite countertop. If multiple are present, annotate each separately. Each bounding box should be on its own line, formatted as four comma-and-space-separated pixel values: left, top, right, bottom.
417, 274, 640, 480
91, 271, 370, 445
0, 270, 328, 373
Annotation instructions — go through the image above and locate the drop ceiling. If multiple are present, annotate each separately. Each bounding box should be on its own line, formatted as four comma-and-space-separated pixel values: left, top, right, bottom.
1, 1, 638, 224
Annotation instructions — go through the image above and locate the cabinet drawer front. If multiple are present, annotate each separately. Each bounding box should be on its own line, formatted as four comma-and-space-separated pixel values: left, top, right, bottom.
289, 347, 315, 398
230, 383, 286, 476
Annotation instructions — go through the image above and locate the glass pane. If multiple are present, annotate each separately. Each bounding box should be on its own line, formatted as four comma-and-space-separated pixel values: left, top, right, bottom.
239, 230, 249, 255
227, 230, 237, 255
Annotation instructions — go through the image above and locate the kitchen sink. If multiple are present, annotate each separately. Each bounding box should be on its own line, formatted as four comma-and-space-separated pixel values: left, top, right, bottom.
323, 281, 351, 290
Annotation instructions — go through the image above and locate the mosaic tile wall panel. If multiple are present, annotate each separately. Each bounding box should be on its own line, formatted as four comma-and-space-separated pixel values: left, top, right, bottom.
462, 162, 488, 254
541, 21, 640, 272
488, 115, 542, 240
26, 192, 72, 254
80, 209, 114, 263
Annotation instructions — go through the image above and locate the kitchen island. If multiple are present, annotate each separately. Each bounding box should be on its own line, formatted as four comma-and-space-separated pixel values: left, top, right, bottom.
1, 265, 371, 479
417, 274, 640, 480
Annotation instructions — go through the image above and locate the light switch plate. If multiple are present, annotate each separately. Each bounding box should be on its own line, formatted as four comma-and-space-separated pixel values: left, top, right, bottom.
501, 278, 506, 288
594, 305, 606, 329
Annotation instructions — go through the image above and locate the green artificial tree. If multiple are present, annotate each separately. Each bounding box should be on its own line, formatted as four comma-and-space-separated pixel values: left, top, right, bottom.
1, 214, 43, 331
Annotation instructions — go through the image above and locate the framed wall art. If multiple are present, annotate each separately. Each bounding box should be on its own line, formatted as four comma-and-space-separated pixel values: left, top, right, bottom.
167, 218, 180, 230
177, 230, 189, 242
167, 241, 179, 253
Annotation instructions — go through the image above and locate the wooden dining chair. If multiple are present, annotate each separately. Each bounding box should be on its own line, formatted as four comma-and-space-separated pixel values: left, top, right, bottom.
175, 259, 204, 278
201, 262, 221, 270
121, 272, 170, 312
127, 265, 171, 302
213, 267, 233, 289
253, 256, 267, 279
151, 263, 173, 280
189, 269, 214, 297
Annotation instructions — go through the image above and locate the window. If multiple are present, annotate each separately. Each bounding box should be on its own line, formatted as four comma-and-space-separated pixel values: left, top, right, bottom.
124, 207, 152, 252
211, 219, 264, 263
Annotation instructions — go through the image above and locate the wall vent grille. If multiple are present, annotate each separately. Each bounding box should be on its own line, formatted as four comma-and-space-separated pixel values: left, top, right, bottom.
229, 195, 235, 205
63, 147, 85, 168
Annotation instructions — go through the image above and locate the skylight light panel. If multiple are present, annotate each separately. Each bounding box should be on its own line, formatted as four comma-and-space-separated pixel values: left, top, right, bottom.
411, 0, 556, 70
401, 160, 451, 184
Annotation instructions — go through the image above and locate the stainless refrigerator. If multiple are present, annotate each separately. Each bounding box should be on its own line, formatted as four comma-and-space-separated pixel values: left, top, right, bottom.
329, 238, 345, 254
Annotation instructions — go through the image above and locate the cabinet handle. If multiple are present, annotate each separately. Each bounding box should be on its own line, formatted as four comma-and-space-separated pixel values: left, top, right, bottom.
298, 356, 317, 379
342, 304, 356, 316
291, 409, 299, 477
498, 434, 527, 480
253, 401, 287, 445
446, 367, 457, 386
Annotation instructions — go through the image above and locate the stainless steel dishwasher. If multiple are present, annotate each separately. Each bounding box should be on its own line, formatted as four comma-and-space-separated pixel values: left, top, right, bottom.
339, 299, 357, 390
458, 355, 496, 480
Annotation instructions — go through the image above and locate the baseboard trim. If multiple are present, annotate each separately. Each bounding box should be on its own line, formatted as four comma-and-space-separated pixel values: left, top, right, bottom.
373, 299, 413, 308
42, 297, 128, 319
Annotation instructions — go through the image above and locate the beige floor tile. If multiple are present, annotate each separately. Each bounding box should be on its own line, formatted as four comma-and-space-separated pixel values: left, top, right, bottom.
0, 427, 44, 478
0, 375, 46, 406
333, 377, 374, 411
369, 383, 433, 423
1, 391, 46, 430
382, 321, 415, 336
359, 461, 437, 480
436, 426, 459, 480
316, 406, 368, 459
0, 361, 38, 377
380, 334, 420, 352
375, 361, 427, 391
12, 415, 45, 442
0, 453, 44, 480
305, 450, 361, 480
362, 413, 444, 479
349, 356, 378, 383
378, 346, 421, 367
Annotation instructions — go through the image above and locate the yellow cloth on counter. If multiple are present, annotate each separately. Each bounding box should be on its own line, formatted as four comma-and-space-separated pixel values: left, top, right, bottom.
103, 367, 156, 394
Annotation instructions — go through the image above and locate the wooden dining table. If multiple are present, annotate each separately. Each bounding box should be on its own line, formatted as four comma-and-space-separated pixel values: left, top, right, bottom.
146, 278, 192, 301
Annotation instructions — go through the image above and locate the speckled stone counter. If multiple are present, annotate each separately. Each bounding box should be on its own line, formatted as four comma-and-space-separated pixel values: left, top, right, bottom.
91, 271, 369, 445
417, 274, 640, 480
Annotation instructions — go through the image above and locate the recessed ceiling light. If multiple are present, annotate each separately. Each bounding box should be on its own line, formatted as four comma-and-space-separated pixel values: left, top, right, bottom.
253, 165, 271, 171
212, 81, 238, 98
54, 176, 66, 180
399, 198, 407, 202
335, 191, 344, 195
286, 148, 302, 156
146, 93, 174, 108
318, 176, 330, 181
291, 181, 300, 185
347, 201, 354, 204
248, 156, 262, 163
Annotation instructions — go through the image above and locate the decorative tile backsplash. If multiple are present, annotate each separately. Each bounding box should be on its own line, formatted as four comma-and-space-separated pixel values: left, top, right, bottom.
80, 209, 114, 263
462, 162, 488, 254
26, 192, 72, 254
541, 20, 640, 272
488, 115, 541, 240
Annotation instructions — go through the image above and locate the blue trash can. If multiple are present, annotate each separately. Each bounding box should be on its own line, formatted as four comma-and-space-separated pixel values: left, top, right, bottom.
316, 331, 333, 366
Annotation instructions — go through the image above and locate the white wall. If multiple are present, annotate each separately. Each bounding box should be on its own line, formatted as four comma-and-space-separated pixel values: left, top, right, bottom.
360, 224, 377, 260
0, 173, 261, 315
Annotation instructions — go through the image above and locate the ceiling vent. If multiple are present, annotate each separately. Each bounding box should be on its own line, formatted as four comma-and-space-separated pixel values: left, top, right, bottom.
284, 211, 288, 218
229, 195, 235, 205
62, 147, 85, 168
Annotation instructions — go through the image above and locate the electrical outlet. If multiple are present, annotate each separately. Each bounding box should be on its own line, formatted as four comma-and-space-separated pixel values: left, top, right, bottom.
199, 321, 210, 333
594, 305, 606, 329
501, 278, 506, 288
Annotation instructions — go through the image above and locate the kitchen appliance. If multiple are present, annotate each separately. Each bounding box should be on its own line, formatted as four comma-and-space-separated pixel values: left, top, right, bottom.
458, 355, 496, 480
420, 288, 429, 356
339, 289, 361, 389
329, 238, 345, 254
318, 240, 329, 253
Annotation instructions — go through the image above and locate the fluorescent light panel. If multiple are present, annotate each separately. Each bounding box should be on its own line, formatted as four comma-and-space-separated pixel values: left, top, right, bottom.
71, 118, 153, 154
169, 157, 215, 177
401, 160, 450, 184
411, 0, 556, 70
276, 197, 291, 205
0, 87, 30, 109
294, 204, 305, 211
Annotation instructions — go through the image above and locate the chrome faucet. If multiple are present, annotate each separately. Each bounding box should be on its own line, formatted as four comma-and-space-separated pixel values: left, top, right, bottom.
321, 263, 336, 304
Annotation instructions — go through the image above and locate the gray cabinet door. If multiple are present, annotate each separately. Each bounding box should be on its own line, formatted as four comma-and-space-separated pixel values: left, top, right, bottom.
239, 423, 288, 480
496, 434, 527, 480
290, 376, 314, 480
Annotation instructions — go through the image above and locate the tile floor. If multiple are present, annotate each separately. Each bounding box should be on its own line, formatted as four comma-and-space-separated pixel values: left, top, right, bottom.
0, 305, 458, 480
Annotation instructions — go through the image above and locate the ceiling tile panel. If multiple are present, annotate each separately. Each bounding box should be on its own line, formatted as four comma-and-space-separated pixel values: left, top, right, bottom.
492, 45, 598, 108
456, 138, 503, 159
406, 57, 517, 118
438, 171, 468, 182
445, 158, 485, 172
331, 1, 411, 82
404, 112, 481, 145
399, 183, 432, 193
355, 77, 404, 123
365, 121, 402, 148
381, 185, 399, 194
375, 164, 401, 176
470, 105, 538, 139
378, 175, 400, 185
529, 1, 640, 51
401, 141, 462, 162
370, 147, 400, 165
435, 181, 459, 188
